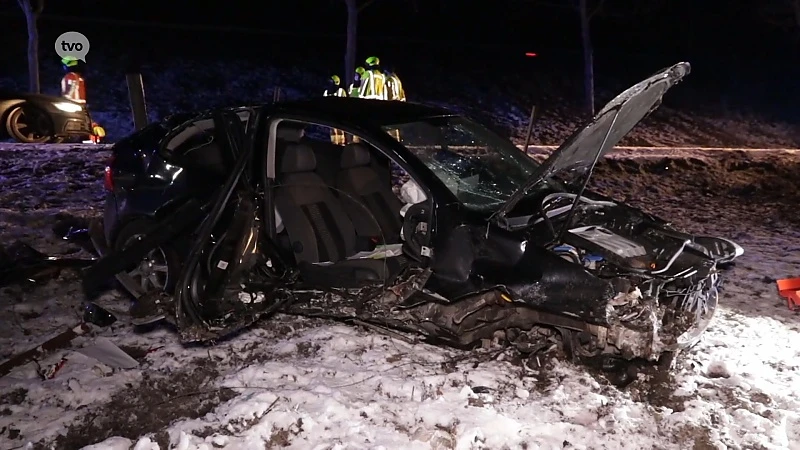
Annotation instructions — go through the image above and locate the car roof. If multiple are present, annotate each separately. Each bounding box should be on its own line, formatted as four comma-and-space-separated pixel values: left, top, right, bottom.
268, 97, 457, 126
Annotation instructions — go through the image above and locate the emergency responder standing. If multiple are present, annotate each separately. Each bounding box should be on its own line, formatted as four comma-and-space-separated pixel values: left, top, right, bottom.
385, 67, 406, 102
348, 66, 366, 98
359, 56, 387, 100
324, 74, 347, 98
60, 56, 105, 143
323, 75, 347, 144
60, 56, 86, 104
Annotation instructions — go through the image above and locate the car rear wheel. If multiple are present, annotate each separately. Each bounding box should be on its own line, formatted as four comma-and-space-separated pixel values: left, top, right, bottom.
114, 220, 181, 297
5, 105, 55, 144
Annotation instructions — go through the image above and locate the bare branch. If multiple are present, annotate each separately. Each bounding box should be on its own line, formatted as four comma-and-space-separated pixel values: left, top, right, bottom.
588, 0, 605, 19
357, 0, 376, 12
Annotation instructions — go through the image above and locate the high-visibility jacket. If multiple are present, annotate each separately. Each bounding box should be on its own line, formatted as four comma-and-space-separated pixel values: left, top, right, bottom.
323, 84, 347, 144
386, 72, 406, 102
360, 68, 387, 100
61, 72, 86, 103
323, 86, 347, 98
349, 72, 363, 97
348, 83, 360, 98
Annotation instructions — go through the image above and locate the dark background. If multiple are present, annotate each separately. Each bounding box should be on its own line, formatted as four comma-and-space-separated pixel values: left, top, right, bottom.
1, 0, 798, 121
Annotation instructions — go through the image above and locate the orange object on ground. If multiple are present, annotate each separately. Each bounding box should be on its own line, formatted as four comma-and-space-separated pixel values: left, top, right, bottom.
776, 277, 800, 310
90, 122, 105, 143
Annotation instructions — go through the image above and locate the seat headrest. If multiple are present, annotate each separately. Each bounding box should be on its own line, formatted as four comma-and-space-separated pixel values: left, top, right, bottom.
341, 143, 372, 169
281, 144, 316, 173
277, 126, 304, 142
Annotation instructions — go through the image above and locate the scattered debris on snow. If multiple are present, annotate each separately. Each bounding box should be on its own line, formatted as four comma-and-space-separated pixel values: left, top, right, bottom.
1, 143, 799, 449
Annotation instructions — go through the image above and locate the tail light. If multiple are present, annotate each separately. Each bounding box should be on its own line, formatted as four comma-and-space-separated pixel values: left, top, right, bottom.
103, 155, 114, 191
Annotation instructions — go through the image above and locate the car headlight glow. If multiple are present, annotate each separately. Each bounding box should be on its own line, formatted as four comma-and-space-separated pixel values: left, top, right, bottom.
54, 102, 83, 113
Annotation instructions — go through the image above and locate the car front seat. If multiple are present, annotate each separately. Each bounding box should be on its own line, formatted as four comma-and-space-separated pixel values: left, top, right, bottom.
274, 143, 401, 287
336, 143, 403, 244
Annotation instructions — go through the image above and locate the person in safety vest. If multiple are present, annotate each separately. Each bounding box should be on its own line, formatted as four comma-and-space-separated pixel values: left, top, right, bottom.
323, 74, 347, 98
323, 75, 347, 145
60, 56, 86, 104
348, 66, 366, 97
61, 56, 105, 143
359, 56, 387, 100
384, 68, 406, 102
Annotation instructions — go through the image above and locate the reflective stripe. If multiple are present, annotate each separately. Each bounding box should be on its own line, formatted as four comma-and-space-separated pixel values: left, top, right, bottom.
325, 87, 348, 97
360, 70, 388, 100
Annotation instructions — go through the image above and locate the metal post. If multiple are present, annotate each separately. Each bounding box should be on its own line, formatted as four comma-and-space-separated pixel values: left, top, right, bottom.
125, 73, 148, 131
522, 105, 537, 154
273, 86, 282, 103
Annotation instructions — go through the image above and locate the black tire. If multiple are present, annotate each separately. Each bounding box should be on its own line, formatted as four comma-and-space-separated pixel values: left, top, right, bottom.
113, 219, 182, 297
5, 105, 54, 144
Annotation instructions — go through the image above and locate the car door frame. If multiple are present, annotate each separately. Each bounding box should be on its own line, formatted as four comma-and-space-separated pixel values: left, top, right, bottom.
260, 113, 438, 257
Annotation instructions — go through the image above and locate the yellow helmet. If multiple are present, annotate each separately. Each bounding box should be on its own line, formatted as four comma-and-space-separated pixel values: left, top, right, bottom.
331, 75, 341, 85
62, 56, 79, 67
365, 56, 380, 67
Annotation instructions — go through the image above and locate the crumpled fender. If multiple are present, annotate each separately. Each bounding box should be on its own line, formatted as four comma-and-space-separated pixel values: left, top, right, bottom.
486, 245, 617, 326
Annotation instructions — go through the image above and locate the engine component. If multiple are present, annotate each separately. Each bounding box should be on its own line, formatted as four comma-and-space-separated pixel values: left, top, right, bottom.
568, 226, 647, 258
552, 244, 581, 264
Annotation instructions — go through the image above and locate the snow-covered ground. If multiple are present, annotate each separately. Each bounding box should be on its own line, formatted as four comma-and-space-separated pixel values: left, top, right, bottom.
1, 143, 799, 450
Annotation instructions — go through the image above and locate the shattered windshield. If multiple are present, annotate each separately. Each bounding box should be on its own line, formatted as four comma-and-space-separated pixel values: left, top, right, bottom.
384, 117, 539, 211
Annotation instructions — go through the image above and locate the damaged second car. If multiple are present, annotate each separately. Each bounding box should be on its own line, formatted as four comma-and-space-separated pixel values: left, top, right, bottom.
84, 62, 743, 365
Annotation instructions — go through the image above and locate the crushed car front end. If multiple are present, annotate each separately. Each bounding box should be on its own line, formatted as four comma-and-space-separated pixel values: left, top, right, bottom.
502, 196, 738, 361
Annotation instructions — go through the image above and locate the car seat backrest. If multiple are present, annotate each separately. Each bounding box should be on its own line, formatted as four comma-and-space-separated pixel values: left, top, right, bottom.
337, 143, 403, 243
276, 126, 304, 142
308, 141, 343, 192
275, 143, 358, 264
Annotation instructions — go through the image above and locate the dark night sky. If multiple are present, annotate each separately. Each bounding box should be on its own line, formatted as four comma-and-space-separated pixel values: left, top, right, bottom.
1, 0, 798, 111
0, 0, 795, 58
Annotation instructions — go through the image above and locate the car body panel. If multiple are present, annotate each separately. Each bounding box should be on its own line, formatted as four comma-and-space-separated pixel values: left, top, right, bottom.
87, 62, 742, 363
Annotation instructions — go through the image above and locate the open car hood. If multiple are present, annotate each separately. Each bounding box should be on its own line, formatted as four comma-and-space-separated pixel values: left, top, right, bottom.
493, 62, 691, 225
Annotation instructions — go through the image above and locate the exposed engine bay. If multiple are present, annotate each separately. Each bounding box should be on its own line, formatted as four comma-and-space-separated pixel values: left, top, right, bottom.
519, 191, 733, 359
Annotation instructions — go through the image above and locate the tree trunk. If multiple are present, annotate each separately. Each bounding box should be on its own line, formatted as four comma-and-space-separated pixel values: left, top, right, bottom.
344, 0, 358, 89
794, 0, 800, 29
22, 2, 41, 94
579, 0, 595, 116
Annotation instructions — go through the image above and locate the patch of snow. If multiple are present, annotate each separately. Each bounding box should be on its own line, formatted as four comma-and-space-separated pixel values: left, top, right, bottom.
1, 146, 799, 450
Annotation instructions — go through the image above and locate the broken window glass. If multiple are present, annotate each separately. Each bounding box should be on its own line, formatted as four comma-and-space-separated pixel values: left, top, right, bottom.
382, 117, 540, 211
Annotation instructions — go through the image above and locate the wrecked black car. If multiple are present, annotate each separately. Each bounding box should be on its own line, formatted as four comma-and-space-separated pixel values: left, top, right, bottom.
84, 62, 743, 362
